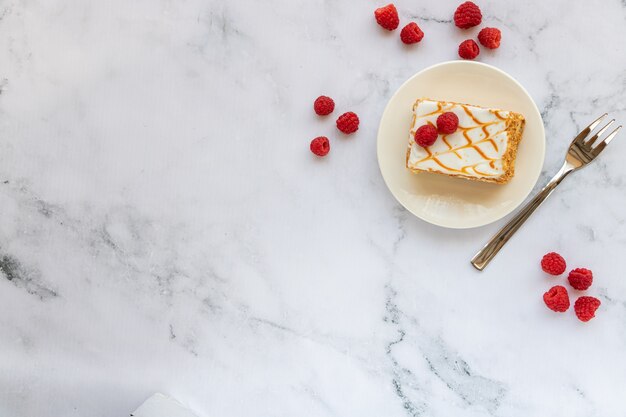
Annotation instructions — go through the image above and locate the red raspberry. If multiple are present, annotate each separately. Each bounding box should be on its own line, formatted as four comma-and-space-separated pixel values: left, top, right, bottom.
400, 22, 424, 44
574, 296, 601, 322
374, 4, 399, 31
478, 27, 501, 49
436, 112, 459, 134
458, 39, 480, 60
568, 268, 593, 290
541, 252, 567, 276
310, 136, 330, 157
543, 285, 570, 312
414, 124, 438, 147
454, 1, 482, 29
336, 112, 359, 134
313, 96, 335, 116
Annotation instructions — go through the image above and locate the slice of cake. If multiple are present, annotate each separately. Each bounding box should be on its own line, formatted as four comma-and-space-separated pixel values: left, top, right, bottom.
406, 98, 525, 184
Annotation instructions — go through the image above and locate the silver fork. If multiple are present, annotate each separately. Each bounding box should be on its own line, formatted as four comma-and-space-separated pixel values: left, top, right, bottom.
471, 114, 622, 271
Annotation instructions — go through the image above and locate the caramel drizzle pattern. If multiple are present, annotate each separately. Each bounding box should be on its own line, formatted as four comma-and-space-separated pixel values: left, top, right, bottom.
411, 103, 507, 176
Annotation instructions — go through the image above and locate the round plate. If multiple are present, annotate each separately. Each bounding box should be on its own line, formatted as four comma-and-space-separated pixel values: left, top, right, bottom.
377, 61, 545, 229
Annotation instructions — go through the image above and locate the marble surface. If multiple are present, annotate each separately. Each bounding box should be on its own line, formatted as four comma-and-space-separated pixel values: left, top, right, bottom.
1, 0, 626, 416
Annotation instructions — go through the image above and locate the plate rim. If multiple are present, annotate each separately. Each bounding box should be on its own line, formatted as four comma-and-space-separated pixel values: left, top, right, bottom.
376, 60, 546, 229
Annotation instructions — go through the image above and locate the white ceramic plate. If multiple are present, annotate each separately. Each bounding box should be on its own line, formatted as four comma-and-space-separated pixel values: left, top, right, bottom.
377, 61, 545, 229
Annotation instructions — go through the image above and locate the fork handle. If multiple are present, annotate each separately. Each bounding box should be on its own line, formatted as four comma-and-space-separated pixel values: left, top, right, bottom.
471, 164, 573, 271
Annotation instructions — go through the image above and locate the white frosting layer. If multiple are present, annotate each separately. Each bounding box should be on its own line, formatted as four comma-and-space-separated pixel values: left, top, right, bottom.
407, 99, 511, 179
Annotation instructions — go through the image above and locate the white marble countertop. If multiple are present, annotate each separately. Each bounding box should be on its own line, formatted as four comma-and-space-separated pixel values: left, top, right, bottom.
1, 1, 626, 416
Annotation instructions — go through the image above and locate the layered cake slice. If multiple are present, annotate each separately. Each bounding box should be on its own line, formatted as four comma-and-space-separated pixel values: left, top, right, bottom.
406, 98, 525, 184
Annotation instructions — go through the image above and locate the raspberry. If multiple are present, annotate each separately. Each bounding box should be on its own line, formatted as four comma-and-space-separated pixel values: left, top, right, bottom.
336, 112, 359, 134
458, 39, 480, 60
543, 285, 570, 312
454, 1, 482, 29
313, 96, 335, 116
568, 268, 593, 290
310, 136, 330, 157
541, 252, 567, 276
436, 112, 459, 134
374, 4, 399, 31
414, 124, 438, 147
478, 27, 501, 49
400, 22, 424, 44
574, 296, 601, 322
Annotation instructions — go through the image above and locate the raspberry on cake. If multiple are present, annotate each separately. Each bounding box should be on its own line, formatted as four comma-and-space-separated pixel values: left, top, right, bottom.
406, 99, 525, 184
414, 124, 438, 147
436, 112, 459, 134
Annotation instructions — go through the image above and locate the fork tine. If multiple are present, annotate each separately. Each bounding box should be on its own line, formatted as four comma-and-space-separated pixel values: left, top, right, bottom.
600, 125, 622, 146
592, 125, 622, 155
573, 113, 608, 144
586, 119, 615, 146
588, 113, 609, 131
